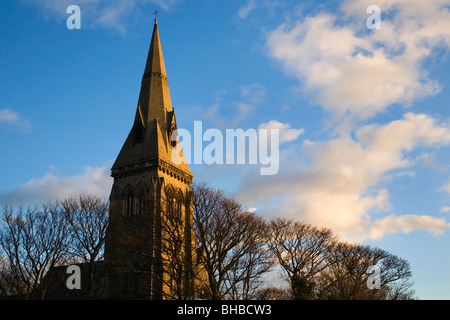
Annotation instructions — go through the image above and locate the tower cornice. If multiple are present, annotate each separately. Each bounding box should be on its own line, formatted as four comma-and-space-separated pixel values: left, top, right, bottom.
111, 159, 193, 185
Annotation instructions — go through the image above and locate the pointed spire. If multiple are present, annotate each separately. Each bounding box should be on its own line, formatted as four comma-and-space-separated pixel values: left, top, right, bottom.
112, 18, 193, 176
136, 18, 172, 129
143, 19, 166, 78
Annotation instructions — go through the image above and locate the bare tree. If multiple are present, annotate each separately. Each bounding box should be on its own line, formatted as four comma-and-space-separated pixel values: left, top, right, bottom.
254, 285, 292, 300
0, 205, 72, 299
192, 182, 274, 300
0, 190, 416, 301
0, 255, 21, 297
266, 218, 338, 300
160, 186, 197, 300
314, 242, 415, 300
61, 195, 109, 299
226, 214, 274, 300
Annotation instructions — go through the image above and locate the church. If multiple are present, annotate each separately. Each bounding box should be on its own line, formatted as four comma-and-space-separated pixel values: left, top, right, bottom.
39, 17, 198, 300
103, 17, 197, 300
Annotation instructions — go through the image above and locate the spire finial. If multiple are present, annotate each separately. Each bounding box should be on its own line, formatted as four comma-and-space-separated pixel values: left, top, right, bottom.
154, 10, 159, 23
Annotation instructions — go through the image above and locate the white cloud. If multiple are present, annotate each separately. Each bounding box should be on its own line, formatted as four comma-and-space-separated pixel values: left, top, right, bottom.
258, 120, 304, 143
240, 84, 266, 106
0, 108, 32, 133
0, 162, 113, 206
236, 113, 450, 241
237, 0, 280, 19
238, 0, 258, 19
370, 214, 450, 240
149, 0, 180, 11
439, 181, 450, 194
440, 206, 450, 213
256, 0, 450, 241
21, 0, 181, 33
192, 84, 266, 129
95, 0, 136, 34
0, 109, 19, 122
265, 0, 450, 123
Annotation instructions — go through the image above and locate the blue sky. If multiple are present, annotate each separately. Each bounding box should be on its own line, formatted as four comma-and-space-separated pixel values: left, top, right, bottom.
1, 0, 450, 299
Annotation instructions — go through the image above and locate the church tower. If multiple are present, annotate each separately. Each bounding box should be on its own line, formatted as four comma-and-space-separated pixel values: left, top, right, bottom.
104, 18, 195, 300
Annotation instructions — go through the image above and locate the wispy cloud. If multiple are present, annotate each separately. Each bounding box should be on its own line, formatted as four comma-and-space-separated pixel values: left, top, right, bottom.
440, 206, 450, 213
236, 112, 450, 241
266, 0, 450, 126
0, 108, 32, 134
258, 120, 304, 143
439, 180, 450, 194
370, 214, 450, 240
0, 162, 113, 206
238, 0, 258, 19
237, 0, 281, 20
237, 0, 450, 242
191, 84, 267, 129
21, 0, 181, 34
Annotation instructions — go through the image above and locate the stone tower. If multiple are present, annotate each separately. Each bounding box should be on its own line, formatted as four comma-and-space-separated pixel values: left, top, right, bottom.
104, 19, 195, 300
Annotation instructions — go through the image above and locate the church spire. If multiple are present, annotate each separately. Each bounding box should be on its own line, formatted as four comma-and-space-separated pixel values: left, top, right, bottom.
106, 16, 196, 302
111, 19, 192, 179
143, 18, 166, 80
136, 18, 172, 128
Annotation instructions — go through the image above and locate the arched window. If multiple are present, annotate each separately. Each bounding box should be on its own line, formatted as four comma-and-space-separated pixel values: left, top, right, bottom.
135, 197, 145, 216
175, 190, 183, 221
127, 190, 134, 217
135, 184, 147, 216
165, 185, 178, 219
